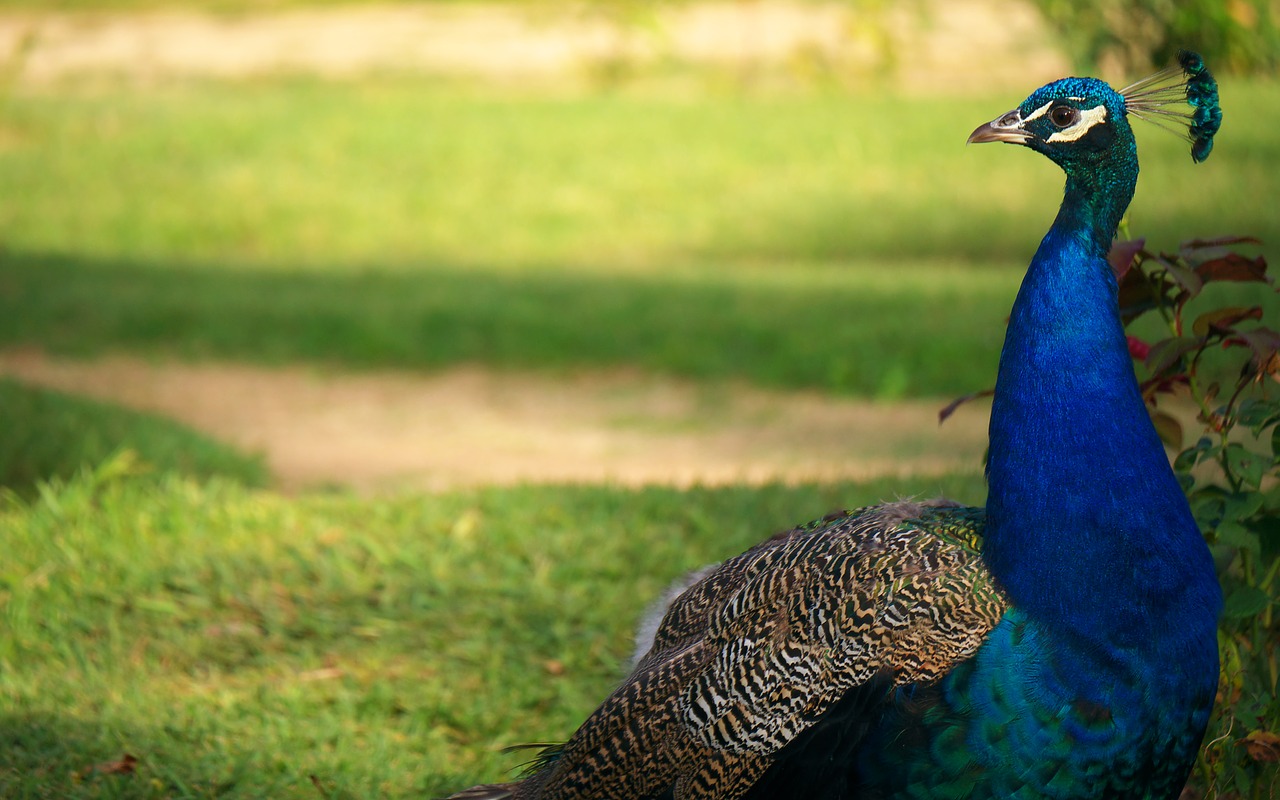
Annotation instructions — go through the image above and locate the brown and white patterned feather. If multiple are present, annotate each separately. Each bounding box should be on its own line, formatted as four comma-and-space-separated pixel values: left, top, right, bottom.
446, 500, 1008, 800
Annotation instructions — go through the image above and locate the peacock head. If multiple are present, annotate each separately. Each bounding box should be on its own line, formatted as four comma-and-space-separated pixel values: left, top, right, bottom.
968, 51, 1221, 170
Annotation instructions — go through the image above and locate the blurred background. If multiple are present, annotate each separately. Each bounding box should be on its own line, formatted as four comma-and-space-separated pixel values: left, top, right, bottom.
2, 2, 1279, 797
1, 0, 1277, 492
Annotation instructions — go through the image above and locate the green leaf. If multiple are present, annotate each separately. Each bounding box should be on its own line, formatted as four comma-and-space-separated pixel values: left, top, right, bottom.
1191, 492, 1226, 531
1176, 472, 1195, 494
1174, 436, 1218, 474
1246, 514, 1280, 566
1225, 444, 1267, 490
1234, 703, 1264, 733
1215, 520, 1261, 558
1223, 491, 1266, 524
1209, 542, 1240, 573
1238, 398, 1280, 434
1222, 585, 1273, 619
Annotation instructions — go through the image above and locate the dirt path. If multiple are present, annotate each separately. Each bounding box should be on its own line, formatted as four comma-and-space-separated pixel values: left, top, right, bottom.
0, 1, 1065, 90
1, 350, 988, 492
1, 3, 1028, 491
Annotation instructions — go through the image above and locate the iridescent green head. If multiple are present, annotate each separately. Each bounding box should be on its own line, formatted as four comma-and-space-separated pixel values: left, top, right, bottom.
968, 77, 1131, 173
969, 51, 1221, 165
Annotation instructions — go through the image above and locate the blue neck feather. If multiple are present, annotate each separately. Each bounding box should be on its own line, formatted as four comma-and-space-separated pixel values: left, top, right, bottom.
984, 161, 1221, 662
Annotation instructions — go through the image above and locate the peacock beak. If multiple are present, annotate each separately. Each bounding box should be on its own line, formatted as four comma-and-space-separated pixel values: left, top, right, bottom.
968, 109, 1032, 144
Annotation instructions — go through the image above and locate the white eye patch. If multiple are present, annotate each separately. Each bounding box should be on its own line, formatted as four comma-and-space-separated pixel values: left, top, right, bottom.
1046, 105, 1109, 143
1022, 101, 1054, 123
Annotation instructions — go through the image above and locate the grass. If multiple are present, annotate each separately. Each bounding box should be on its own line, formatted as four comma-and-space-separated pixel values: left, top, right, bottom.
0, 378, 267, 494
0, 465, 988, 798
3, 79, 1277, 271
0, 68, 1277, 798
0, 252, 1018, 398
1, 450, 1273, 798
2, 77, 1278, 397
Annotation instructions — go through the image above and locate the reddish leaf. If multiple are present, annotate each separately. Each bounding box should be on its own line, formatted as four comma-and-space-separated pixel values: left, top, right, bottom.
1194, 253, 1272, 285
1117, 266, 1161, 322
1140, 373, 1189, 400
1265, 351, 1280, 380
939, 389, 993, 424
1161, 258, 1204, 300
1232, 328, 1280, 365
1107, 238, 1146, 280
89, 754, 138, 776
1145, 336, 1202, 377
1126, 335, 1151, 360
1191, 306, 1264, 337
1181, 235, 1262, 252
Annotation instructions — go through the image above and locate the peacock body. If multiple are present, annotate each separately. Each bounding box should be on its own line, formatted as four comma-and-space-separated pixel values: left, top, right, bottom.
444, 53, 1224, 800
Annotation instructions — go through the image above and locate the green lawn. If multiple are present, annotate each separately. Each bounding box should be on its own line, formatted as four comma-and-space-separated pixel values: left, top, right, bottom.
2, 77, 1277, 397
4, 78, 1276, 271
0, 252, 1020, 398
2, 72, 1278, 798
1, 446, 1272, 798
1, 467, 988, 798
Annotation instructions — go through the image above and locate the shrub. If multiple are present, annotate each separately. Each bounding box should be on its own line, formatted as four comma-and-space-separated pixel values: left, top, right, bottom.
1113, 235, 1279, 797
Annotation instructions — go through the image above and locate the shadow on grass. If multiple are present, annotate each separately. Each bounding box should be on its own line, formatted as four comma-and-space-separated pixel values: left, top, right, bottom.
0, 712, 146, 797
0, 710, 343, 799
0, 378, 268, 495
0, 250, 1014, 399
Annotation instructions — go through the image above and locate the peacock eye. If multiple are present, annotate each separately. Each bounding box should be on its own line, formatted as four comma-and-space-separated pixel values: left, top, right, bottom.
1049, 106, 1079, 128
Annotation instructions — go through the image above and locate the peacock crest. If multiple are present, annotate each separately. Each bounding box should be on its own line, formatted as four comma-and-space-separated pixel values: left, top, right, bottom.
1121, 50, 1222, 162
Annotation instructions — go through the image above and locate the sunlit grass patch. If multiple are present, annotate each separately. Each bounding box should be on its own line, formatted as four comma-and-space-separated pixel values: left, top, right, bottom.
3, 76, 1275, 399
0, 468, 986, 798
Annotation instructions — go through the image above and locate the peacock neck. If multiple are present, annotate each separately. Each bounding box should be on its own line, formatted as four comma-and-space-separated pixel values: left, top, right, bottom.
983, 167, 1220, 661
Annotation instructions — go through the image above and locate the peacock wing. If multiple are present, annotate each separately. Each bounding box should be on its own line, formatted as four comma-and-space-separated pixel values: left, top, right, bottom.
678, 502, 1007, 756
536, 501, 1007, 800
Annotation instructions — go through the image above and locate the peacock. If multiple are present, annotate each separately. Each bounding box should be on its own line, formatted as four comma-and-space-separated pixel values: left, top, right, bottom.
443, 52, 1224, 800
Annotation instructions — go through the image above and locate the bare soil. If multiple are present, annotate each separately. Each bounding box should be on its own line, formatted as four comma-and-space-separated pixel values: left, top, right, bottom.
0, 0, 1066, 90
0, 2, 1027, 492
1, 350, 988, 492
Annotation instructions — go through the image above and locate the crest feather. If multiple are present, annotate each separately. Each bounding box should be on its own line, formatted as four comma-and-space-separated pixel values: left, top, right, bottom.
1120, 50, 1221, 163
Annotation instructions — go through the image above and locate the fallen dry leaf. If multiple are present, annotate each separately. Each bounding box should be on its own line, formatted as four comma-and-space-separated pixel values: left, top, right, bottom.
88, 753, 138, 776
1242, 730, 1280, 762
